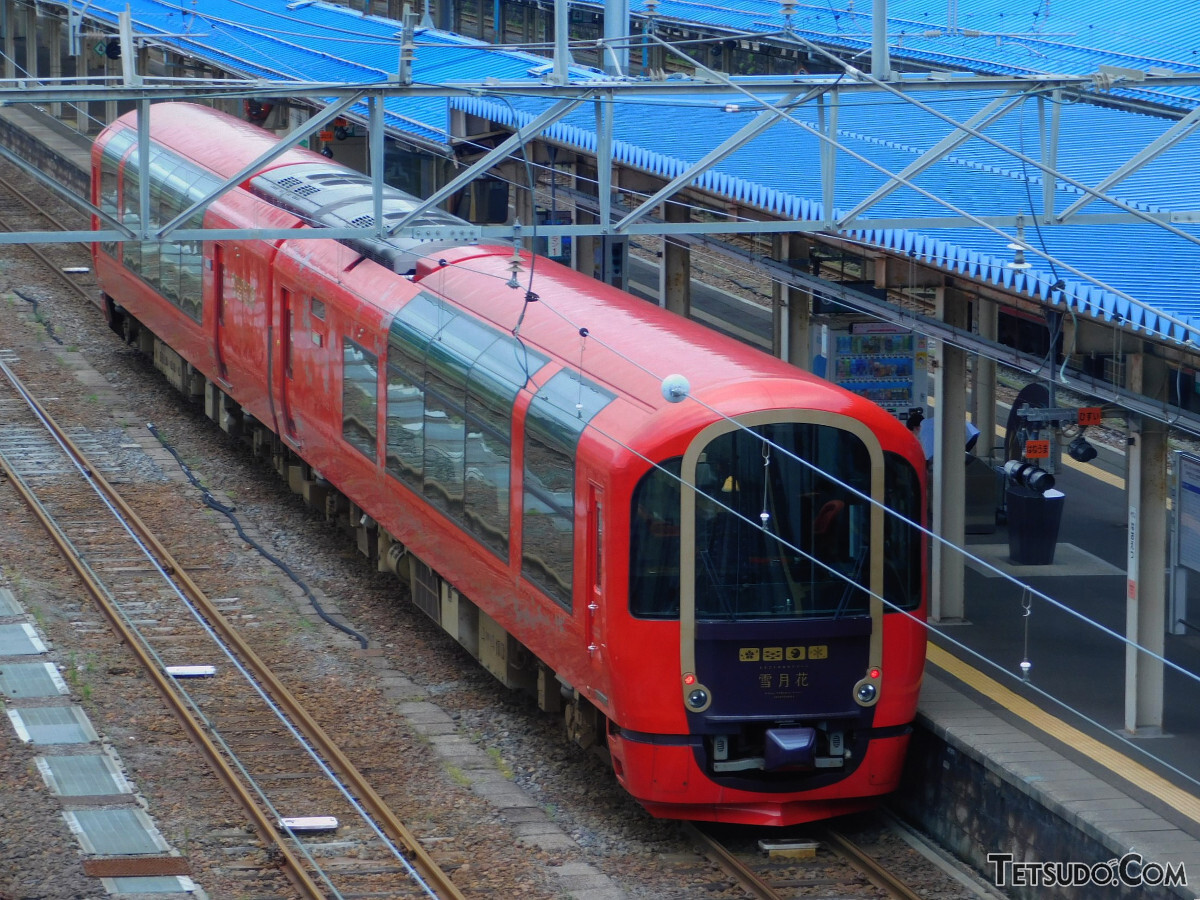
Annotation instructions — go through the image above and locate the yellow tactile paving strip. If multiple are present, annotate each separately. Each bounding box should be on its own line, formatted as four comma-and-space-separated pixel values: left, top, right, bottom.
926, 642, 1200, 827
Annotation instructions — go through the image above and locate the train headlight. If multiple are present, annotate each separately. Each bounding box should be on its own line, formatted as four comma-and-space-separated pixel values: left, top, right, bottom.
853, 670, 880, 707
682, 673, 711, 711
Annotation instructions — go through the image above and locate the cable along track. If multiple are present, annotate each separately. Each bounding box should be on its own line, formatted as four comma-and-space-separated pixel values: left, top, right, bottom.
0, 355, 465, 900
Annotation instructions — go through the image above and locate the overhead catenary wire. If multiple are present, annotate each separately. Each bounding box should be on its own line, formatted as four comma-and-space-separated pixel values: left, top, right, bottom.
70, 14, 1200, 346
407, 98, 1145, 339
413, 73, 1198, 348
635, 31, 1200, 344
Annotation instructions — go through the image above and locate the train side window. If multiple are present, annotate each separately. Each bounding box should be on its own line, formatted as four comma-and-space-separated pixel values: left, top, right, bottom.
98, 129, 134, 258
629, 458, 683, 619
460, 328, 537, 557
117, 142, 210, 323
422, 348, 467, 519
592, 488, 604, 591
150, 151, 185, 307
522, 369, 614, 610
176, 206, 206, 323
180, 170, 220, 324
121, 162, 142, 274
386, 293, 545, 559
883, 452, 923, 612
135, 149, 177, 296
385, 296, 439, 495
342, 338, 378, 461
523, 434, 576, 607
463, 345, 520, 559
385, 352, 424, 492
311, 298, 326, 320
422, 314, 525, 534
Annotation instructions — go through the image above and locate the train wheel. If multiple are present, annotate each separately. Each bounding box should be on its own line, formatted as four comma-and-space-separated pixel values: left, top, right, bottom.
102, 296, 126, 340
120, 311, 138, 345
564, 693, 602, 749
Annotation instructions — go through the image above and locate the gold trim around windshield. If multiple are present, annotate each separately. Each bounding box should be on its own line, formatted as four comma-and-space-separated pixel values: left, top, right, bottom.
677, 411, 886, 711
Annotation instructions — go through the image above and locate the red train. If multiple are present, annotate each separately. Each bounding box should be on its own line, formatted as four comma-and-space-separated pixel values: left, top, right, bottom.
91, 103, 927, 826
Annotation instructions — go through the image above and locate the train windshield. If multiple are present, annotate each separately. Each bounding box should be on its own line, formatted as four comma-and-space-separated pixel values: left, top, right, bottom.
630, 423, 886, 620
694, 423, 871, 620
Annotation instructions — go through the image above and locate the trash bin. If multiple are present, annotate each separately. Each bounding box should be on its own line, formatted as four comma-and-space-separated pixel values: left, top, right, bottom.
1006, 485, 1065, 565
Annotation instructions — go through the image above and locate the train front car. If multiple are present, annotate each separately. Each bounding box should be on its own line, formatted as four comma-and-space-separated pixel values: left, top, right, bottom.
608, 383, 926, 826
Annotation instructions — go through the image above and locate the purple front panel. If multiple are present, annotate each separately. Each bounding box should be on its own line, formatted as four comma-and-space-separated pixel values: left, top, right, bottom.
693, 616, 871, 723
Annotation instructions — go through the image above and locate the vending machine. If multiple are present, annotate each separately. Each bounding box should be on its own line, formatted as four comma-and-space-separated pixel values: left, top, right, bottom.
827, 322, 928, 418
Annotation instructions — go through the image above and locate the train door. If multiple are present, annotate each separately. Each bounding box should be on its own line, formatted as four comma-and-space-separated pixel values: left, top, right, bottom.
212, 244, 269, 405
585, 482, 605, 665
277, 286, 297, 440
211, 243, 228, 383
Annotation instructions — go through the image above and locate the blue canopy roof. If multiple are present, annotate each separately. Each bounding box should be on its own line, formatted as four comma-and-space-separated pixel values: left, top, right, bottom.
454, 88, 1200, 340
617, 0, 1200, 109
75, 0, 1200, 343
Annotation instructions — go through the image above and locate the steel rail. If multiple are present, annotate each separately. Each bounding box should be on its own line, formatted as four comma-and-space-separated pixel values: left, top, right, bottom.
818, 826, 928, 900
0, 365, 326, 899
682, 822, 783, 900
687, 820, 930, 900
0, 171, 94, 303
0, 358, 466, 900
0, 149, 465, 900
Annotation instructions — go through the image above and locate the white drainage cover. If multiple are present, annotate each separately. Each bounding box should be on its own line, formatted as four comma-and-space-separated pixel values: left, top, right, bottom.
0, 662, 68, 698
8, 706, 99, 744
37, 754, 131, 797
278, 816, 339, 832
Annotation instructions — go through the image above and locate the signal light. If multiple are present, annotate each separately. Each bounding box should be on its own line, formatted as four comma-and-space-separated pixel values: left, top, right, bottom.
1003, 460, 1055, 494
869, 668, 881, 680
687, 688, 709, 709
1067, 434, 1098, 463
856, 683, 877, 703
683, 673, 696, 685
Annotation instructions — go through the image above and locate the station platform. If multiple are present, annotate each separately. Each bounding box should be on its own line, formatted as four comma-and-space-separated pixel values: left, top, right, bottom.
897, 446, 1200, 898
1, 102, 1198, 898
0, 103, 93, 197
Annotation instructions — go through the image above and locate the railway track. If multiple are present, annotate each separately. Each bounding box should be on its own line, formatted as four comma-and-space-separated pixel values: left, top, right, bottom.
0, 170, 95, 303
686, 815, 991, 899
0, 355, 464, 899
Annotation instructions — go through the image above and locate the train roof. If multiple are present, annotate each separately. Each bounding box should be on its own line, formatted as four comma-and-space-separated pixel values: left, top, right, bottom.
100, 104, 480, 269
105, 102, 912, 454
99, 103, 323, 180
415, 243, 855, 416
